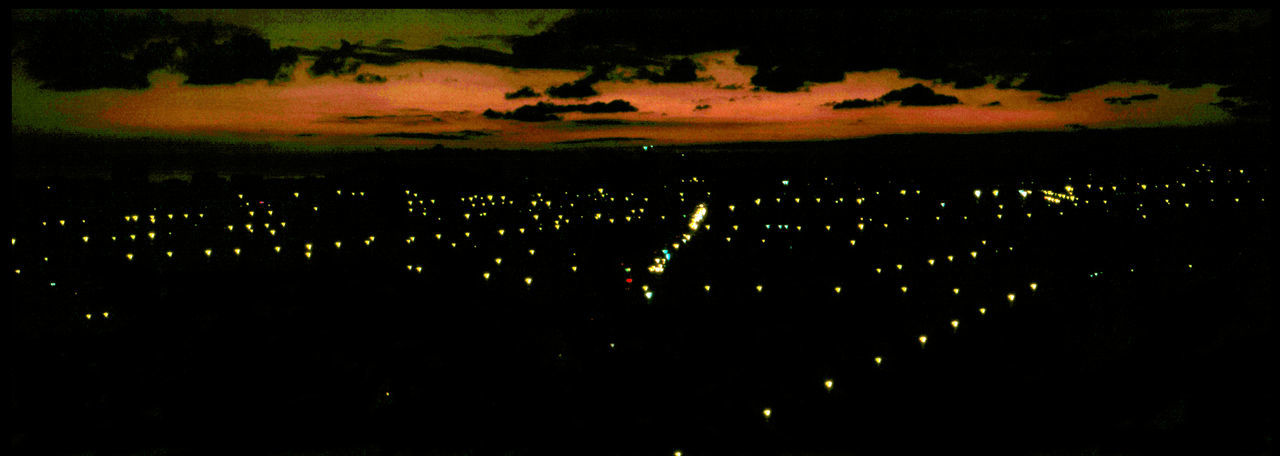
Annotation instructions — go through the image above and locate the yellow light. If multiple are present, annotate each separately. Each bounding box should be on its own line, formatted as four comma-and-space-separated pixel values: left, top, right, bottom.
334, 241, 342, 249
1029, 282, 1038, 291
86, 313, 92, 320
126, 253, 134, 261
1007, 293, 1016, 303
525, 277, 533, 286
483, 272, 491, 280
274, 246, 281, 253
928, 258, 935, 266
974, 189, 982, 198
571, 266, 578, 272
83, 236, 89, 243
849, 240, 856, 246
947, 255, 954, 262
979, 307, 987, 315
166, 251, 173, 257
234, 248, 241, 256
900, 286, 908, 294
896, 264, 903, 270
205, 249, 213, 257
762, 408, 772, 419
756, 284, 763, 293
834, 286, 842, 294
970, 251, 978, 259
415, 266, 422, 273
705, 284, 712, 292
529, 249, 535, 256
305, 243, 313, 251
824, 379, 834, 391
951, 319, 960, 329
103, 312, 109, 318
953, 288, 960, 295
919, 335, 928, 347
305, 251, 312, 259
874, 356, 883, 366
130, 234, 136, 240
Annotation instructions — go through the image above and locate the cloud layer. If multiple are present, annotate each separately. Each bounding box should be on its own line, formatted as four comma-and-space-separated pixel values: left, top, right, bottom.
482, 100, 639, 122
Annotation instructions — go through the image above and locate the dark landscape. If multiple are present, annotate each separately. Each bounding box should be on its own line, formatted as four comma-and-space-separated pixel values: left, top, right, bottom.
10, 127, 1274, 455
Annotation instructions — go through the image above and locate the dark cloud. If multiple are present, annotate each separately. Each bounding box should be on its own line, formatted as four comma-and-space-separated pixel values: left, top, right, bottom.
716, 83, 745, 90
984, 101, 1002, 106
1066, 123, 1090, 131
372, 130, 493, 140
308, 40, 363, 77
1217, 85, 1255, 98
831, 98, 885, 109
879, 84, 961, 106
295, 133, 318, 137
1104, 93, 1158, 105
325, 113, 445, 126
11, 9, 299, 90
546, 56, 702, 98
694, 104, 712, 111
504, 86, 542, 99
546, 64, 614, 98
1038, 95, 1070, 103
354, 73, 387, 84
636, 57, 700, 83
506, 9, 1270, 105
1210, 98, 1270, 118
483, 100, 639, 122
828, 84, 958, 109
295, 40, 565, 77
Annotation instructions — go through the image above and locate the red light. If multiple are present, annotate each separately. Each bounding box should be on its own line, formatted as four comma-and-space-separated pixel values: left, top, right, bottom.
625, 278, 632, 283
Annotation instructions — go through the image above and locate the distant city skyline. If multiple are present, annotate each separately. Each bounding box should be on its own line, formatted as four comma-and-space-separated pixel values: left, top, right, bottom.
12, 9, 1271, 149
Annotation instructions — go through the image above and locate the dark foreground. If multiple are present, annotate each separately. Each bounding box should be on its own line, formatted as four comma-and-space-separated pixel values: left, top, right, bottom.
9, 128, 1275, 455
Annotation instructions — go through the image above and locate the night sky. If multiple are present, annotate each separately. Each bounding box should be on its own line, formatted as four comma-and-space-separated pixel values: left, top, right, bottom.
11, 9, 1272, 150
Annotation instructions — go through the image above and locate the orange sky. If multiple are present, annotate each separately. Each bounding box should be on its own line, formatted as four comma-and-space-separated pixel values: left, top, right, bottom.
12, 49, 1236, 150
